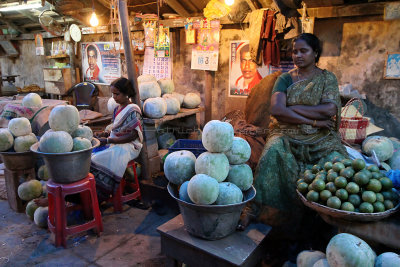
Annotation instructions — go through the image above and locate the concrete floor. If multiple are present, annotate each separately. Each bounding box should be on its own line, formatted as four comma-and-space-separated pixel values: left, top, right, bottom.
0, 199, 179, 267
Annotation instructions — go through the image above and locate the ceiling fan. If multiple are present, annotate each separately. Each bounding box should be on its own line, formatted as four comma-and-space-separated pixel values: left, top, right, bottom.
38, 9, 66, 36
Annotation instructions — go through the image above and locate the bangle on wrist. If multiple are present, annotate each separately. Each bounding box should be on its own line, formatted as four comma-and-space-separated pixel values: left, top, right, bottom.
106, 138, 110, 144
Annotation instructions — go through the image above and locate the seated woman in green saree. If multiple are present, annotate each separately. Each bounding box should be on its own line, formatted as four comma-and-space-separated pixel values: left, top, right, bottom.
239, 34, 348, 238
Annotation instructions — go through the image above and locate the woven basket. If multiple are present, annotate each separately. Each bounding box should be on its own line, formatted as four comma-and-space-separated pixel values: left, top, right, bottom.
297, 189, 400, 222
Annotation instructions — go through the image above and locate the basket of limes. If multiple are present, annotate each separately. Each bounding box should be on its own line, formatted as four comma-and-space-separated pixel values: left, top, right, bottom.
296, 158, 400, 222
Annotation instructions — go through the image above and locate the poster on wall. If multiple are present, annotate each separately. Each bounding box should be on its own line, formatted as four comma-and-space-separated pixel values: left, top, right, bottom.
142, 47, 172, 80
81, 42, 121, 85
384, 52, 400, 79
229, 40, 294, 97
34, 34, 44, 56
191, 19, 220, 71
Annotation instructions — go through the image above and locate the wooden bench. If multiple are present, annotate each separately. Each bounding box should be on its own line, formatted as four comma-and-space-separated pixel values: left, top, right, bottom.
157, 215, 271, 267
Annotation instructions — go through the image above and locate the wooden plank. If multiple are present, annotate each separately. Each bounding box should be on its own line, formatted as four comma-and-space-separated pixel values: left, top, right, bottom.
205, 71, 213, 122
299, 2, 385, 18
143, 107, 205, 126
165, 0, 191, 17
0, 18, 27, 33
302, 0, 344, 8
245, 0, 261, 11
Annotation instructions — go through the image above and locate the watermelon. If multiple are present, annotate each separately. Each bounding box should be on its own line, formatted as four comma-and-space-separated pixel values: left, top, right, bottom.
72, 137, 92, 151
215, 182, 243, 205
71, 125, 93, 141
26, 200, 39, 220
22, 93, 42, 108
18, 180, 43, 201
362, 136, 394, 162
171, 92, 184, 106
49, 105, 80, 134
183, 93, 201, 109
139, 81, 162, 100
226, 164, 253, 191
164, 150, 196, 185
178, 181, 193, 203
39, 130, 73, 153
14, 133, 37, 152
297, 250, 326, 267
143, 97, 167, 119
224, 137, 251, 164
313, 259, 330, 267
138, 74, 157, 84
162, 94, 180, 115
37, 165, 49, 181
187, 174, 219, 205
195, 152, 230, 182
157, 78, 175, 95
202, 120, 234, 153
8, 117, 32, 137
375, 252, 400, 267
34, 207, 48, 228
157, 132, 176, 149
326, 233, 376, 267
0, 128, 14, 151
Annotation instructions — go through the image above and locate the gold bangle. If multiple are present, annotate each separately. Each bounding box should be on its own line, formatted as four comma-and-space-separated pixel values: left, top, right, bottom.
313, 120, 317, 127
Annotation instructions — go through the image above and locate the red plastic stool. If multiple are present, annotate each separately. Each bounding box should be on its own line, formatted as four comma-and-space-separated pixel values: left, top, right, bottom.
109, 160, 141, 213
47, 173, 103, 248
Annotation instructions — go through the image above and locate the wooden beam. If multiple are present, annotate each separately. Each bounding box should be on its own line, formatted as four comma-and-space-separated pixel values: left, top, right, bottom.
0, 17, 27, 33
165, 0, 190, 18
299, 2, 385, 18
245, 0, 261, 11
95, 0, 110, 9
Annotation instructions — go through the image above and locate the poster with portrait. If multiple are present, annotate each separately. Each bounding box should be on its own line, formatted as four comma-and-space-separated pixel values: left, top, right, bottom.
384, 52, 400, 79
81, 42, 121, 85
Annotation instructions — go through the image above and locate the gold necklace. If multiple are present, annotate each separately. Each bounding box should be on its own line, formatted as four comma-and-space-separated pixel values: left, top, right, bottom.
296, 67, 317, 81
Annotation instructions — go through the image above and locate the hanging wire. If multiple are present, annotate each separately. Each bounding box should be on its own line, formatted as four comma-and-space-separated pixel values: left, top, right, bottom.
127, 2, 157, 8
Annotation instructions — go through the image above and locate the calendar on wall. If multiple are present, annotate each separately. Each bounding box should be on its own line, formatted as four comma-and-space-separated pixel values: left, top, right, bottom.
142, 47, 172, 79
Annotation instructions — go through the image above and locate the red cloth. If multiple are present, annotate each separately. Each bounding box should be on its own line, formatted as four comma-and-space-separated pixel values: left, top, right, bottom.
261, 10, 280, 67
85, 65, 100, 82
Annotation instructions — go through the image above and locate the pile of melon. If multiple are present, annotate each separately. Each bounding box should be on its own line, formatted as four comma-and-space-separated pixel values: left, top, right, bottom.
296, 233, 400, 267
137, 74, 201, 119
297, 157, 399, 213
38, 105, 93, 153
0, 117, 38, 152
164, 120, 253, 205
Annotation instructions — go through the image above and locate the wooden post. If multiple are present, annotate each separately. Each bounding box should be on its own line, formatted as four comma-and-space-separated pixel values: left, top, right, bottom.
204, 71, 214, 123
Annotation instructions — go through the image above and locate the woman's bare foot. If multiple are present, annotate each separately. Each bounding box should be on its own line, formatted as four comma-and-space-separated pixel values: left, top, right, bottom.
237, 210, 254, 231
34, 197, 49, 207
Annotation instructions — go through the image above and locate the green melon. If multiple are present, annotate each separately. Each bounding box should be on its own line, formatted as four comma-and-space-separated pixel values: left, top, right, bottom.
171, 92, 184, 106
195, 152, 229, 182
18, 180, 43, 201
178, 181, 193, 203
226, 164, 253, 191
183, 93, 201, 109
22, 93, 42, 108
8, 117, 32, 137
187, 174, 219, 205
143, 97, 167, 118
164, 150, 196, 185
297, 250, 326, 267
224, 137, 251, 164
375, 252, 400, 267
202, 120, 234, 153
326, 233, 376, 267
71, 125, 93, 141
215, 182, 243, 205
362, 136, 394, 162
313, 259, 330, 267
139, 81, 162, 100
49, 105, 80, 134
162, 94, 180, 115
157, 78, 175, 95
39, 130, 73, 153
14, 133, 37, 152
37, 165, 50, 181
34, 207, 48, 228
25, 200, 39, 220
72, 137, 92, 151
0, 128, 14, 151
157, 132, 176, 149
137, 74, 157, 84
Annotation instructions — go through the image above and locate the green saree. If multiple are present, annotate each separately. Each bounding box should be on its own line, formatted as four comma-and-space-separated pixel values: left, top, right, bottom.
249, 70, 347, 234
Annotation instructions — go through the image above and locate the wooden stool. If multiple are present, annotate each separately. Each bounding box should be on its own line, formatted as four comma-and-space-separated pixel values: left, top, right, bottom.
109, 160, 141, 213
47, 173, 103, 248
4, 168, 35, 212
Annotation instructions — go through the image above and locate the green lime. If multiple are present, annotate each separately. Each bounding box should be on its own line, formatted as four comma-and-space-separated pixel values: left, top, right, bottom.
381, 191, 393, 201
341, 158, 353, 167
348, 194, 361, 207
297, 179, 305, 185
376, 192, 384, 203
371, 172, 382, 179
354, 171, 369, 186
359, 202, 374, 213
379, 177, 393, 191
366, 179, 382, 193
367, 165, 380, 173
327, 196, 341, 209
373, 202, 385, 212
315, 173, 327, 182
306, 190, 319, 202
320, 190, 332, 202
312, 179, 326, 192
332, 156, 343, 163
341, 202, 355, 212
334, 176, 348, 188
345, 182, 360, 194
312, 164, 322, 174
340, 167, 355, 179
391, 191, 399, 202
352, 158, 366, 171
303, 173, 315, 184
384, 200, 394, 210
362, 169, 373, 179
326, 171, 338, 182
308, 183, 313, 191
324, 161, 333, 171
297, 182, 309, 194
332, 162, 345, 172
304, 169, 313, 176
325, 182, 337, 194
336, 188, 349, 201
362, 191, 377, 203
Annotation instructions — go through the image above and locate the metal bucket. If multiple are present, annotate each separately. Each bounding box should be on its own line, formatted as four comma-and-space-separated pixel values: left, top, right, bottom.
30, 138, 100, 184
0, 150, 36, 171
167, 183, 256, 240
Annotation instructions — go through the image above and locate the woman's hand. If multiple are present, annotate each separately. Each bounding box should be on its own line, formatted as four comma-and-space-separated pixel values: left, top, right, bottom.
314, 119, 335, 129
94, 131, 109, 138
98, 137, 108, 146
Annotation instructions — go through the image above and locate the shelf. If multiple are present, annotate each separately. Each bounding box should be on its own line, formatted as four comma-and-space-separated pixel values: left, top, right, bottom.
119, 49, 145, 55
143, 107, 205, 126
46, 55, 69, 59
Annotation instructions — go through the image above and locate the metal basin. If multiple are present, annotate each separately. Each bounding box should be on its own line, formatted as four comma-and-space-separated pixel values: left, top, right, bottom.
30, 138, 100, 184
0, 150, 36, 171
168, 183, 256, 240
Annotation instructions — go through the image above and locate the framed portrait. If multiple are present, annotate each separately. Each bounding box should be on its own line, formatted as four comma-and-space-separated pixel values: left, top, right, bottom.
383, 52, 400, 79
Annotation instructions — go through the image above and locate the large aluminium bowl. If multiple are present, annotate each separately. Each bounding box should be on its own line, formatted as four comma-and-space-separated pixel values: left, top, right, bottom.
30, 138, 100, 184
168, 183, 256, 240
0, 150, 35, 171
